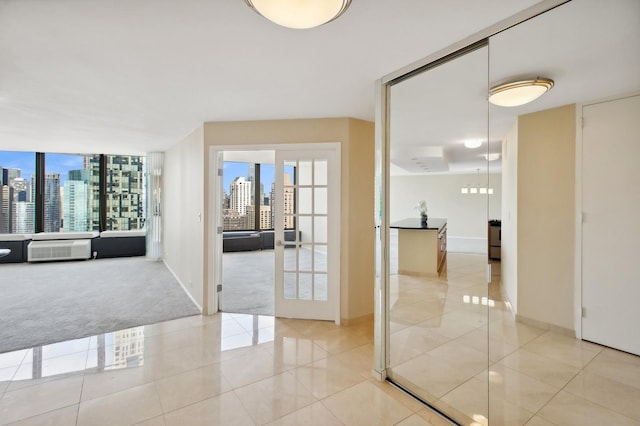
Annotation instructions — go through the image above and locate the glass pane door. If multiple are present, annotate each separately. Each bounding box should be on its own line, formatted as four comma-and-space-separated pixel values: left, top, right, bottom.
274, 147, 339, 322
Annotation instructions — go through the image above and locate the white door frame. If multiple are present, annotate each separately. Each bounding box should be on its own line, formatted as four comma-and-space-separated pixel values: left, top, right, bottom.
207, 148, 222, 315
574, 92, 640, 342
208, 143, 341, 322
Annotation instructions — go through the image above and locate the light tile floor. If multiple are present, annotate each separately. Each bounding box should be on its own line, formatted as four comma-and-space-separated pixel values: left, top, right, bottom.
1, 252, 639, 425
388, 253, 640, 425
0, 313, 452, 425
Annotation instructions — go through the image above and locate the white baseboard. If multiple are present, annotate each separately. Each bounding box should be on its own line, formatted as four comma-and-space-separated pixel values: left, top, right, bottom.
447, 236, 488, 254
162, 259, 203, 313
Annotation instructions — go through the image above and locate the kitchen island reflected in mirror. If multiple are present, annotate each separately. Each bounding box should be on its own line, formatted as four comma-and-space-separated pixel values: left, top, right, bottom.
391, 218, 447, 276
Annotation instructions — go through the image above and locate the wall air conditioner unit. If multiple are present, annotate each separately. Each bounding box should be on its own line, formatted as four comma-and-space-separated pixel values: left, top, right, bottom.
28, 240, 91, 262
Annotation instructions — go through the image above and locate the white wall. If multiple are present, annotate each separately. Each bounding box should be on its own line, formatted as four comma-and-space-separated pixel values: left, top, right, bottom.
501, 123, 518, 312
163, 126, 205, 309
390, 173, 502, 253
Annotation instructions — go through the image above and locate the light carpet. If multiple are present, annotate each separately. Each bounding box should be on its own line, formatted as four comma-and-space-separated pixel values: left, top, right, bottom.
0, 257, 200, 354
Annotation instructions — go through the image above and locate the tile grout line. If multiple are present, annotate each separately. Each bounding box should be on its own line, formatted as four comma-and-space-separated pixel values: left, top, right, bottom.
74, 348, 90, 426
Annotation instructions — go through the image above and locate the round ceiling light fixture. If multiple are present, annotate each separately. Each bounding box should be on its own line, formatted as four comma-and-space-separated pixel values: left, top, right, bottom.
488, 78, 554, 107
244, 0, 352, 29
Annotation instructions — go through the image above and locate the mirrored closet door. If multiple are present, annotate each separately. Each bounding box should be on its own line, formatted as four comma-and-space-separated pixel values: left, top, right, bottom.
380, 43, 492, 424
486, 1, 640, 424
375, 1, 640, 425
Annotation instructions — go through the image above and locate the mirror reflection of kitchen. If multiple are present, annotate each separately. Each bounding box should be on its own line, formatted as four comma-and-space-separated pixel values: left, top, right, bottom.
386, 43, 494, 422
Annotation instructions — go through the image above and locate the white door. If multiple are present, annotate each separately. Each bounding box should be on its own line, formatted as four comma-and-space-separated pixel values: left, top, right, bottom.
274, 146, 340, 322
582, 94, 640, 355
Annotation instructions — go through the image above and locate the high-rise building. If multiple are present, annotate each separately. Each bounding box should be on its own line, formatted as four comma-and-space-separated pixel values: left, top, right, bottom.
44, 173, 61, 232
229, 176, 251, 216
84, 156, 101, 230
222, 209, 245, 230
63, 168, 91, 232
270, 173, 294, 229
1, 167, 8, 232
7, 168, 21, 183
81, 155, 145, 231
64, 174, 89, 232
12, 177, 30, 202
0, 184, 11, 233
12, 201, 35, 233
247, 164, 255, 205
246, 163, 265, 207
0, 167, 26, 233
68, 169, 89, 182
246, 204, 272, 229
104, 156, 145, 231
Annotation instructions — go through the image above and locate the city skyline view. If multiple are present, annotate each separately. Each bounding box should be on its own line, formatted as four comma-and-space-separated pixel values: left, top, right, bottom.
223, 161, 274, 196
0, 151, 87, 186
1, 152, 146, 233
222, 161, 295, 231
1, 153, 282, 199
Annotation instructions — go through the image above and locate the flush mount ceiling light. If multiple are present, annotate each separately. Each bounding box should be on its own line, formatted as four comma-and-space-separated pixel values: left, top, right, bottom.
244, 0, 352, 29
463, 139, 483, 149
488, 78, 554, 107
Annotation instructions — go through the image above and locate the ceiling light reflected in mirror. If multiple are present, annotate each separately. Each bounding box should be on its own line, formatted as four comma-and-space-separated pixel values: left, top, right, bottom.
463, 139, 483, 149
485, 153, 500, 161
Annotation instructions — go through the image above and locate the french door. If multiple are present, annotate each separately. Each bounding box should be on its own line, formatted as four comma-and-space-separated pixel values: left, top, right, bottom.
274, 146, 340, 322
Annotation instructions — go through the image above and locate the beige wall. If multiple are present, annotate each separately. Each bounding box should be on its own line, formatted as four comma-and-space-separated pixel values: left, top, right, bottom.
201, 118, 375, 321
163, 126, 205, 309
390, 173, 502, 253
345, 119, 376, 319
517, 104, 575, 330
501, 122, 518, 312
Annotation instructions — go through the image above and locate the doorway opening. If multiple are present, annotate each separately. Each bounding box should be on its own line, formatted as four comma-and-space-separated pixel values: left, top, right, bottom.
218, 150, 279, 315
211, 143, 341, 323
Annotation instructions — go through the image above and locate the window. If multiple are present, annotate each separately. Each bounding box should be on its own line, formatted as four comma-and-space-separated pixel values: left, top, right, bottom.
106, 155, 145, 231
2, 151, 146, 234
0, 151, 36, 233
223, 161, 296, 232
45, 153, 100, 232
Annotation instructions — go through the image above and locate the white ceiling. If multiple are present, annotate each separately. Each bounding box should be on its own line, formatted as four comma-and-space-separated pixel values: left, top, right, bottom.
0, 0, 544, 155
1, 0, 638, 169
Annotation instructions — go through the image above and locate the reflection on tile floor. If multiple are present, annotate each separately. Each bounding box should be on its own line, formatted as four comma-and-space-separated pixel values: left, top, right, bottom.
0, 312, 452, 425
1, 254, 639, 425
388, 252, 640, 426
